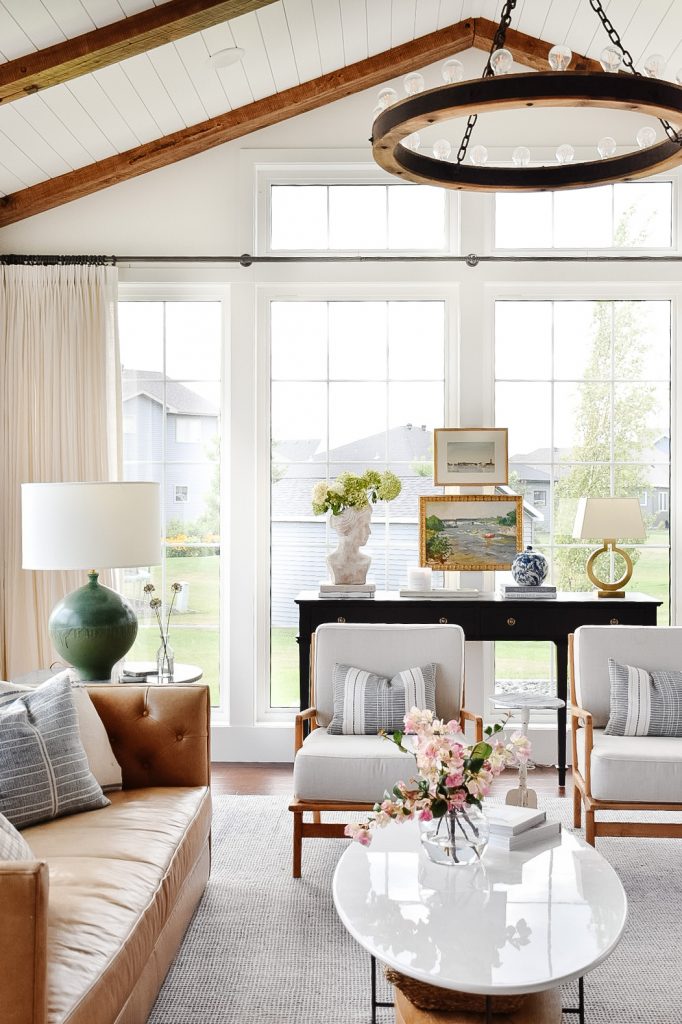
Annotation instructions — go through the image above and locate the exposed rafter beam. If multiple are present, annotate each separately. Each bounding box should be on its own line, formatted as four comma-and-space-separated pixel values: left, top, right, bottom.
0, 0, 277, 105
0, 19, 597, 227
474, 18, 602, 72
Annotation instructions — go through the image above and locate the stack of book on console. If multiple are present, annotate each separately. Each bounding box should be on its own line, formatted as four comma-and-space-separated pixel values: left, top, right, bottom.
318, 583, 376, 600
486, 805, 561, 851
499, 584, 557, 600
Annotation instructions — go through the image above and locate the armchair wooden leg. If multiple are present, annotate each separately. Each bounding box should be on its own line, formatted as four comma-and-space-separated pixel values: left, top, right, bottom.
585, 808, 596, 847
293, 811, 303, 878
573, 784, 582, 829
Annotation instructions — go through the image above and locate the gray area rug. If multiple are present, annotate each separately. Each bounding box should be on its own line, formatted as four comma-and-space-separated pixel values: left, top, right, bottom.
149, 795, 682, 1024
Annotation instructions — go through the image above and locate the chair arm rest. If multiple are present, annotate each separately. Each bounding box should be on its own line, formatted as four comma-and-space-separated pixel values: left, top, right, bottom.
0, 861, 49, 1024
295, 707, 318, 752
460, 708, 484, 742
571, 704, 593, 727
570, 704, 594, 796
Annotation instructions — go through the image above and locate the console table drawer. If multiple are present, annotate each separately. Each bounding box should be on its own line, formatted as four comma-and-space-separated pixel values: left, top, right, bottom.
480, 605, 546, 639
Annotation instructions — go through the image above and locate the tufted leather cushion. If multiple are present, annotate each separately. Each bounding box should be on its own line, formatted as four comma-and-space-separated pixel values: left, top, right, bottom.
86, 684, 211, 789
24, 787, 211, 1024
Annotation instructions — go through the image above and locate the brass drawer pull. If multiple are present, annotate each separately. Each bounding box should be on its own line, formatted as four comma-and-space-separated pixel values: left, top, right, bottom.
610, 618, 619, 625
337, 616, 346, 624
439, 617, 448, 624
507, 617, 516, 626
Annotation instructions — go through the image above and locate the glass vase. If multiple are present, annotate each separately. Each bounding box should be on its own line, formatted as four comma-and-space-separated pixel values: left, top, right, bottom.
156, 638, 175, 682
419, 806, 489, 866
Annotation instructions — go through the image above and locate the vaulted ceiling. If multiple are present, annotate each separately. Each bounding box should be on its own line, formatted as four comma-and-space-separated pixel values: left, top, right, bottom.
0, 0, 680, 226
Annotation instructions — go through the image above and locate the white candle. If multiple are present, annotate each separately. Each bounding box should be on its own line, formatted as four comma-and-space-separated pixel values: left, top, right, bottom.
408, 567, 432, 591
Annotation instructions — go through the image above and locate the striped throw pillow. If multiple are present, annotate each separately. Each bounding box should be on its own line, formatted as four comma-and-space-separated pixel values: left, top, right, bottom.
0, 675, 109, 829
327, 663, 437, 735
0, 812, 34, 860
605, 659, 682, 737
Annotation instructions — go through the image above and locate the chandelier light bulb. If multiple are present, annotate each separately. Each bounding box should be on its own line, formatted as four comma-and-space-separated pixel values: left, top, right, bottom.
636, 126, 657, 149
512, 146, 531, 167
432, 139, 452, 161
470, 145, 488, 166
597, 136, 617, 159
403, 132, 421, 151
548, 44, 572, 71
490, 48, 514, 76
377, 87, 398, 110
556, 143, 575, 165
600, 46, 623, 73
404, 72, 425, 95
643, 53, 666, 78
442, 58, 464, 83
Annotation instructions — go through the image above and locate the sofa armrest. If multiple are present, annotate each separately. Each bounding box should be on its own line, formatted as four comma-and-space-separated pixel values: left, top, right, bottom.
87, 684, 211, 789
0, 861, 48, 1024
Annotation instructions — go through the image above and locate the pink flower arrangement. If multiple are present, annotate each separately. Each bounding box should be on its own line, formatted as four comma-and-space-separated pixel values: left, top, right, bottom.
344, 708, 530, 846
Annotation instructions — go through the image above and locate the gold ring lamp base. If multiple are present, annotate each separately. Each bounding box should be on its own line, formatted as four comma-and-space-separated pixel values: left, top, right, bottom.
586, 539, 633, 599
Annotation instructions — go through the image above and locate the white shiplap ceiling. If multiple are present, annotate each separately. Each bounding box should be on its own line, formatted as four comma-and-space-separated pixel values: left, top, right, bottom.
0, 0, 681, 200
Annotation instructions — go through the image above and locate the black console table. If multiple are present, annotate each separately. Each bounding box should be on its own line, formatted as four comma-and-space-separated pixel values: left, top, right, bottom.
295, 590, 661, 787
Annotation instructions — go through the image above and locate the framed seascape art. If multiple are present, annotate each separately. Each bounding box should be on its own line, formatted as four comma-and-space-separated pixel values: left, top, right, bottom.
419, 494, 523, 572
433, 428, 508, 486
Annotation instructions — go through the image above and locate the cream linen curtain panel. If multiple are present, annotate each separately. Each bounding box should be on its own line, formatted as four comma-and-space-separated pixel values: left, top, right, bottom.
0, 264, 121, 679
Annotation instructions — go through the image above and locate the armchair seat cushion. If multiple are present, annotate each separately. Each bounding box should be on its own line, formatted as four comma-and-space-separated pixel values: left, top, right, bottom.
577, 728, 682, 802
293, 727, 416, 803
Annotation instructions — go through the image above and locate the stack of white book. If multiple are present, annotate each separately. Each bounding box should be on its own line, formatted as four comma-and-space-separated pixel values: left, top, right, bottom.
499, 584, 557, 600
486, 805, 561, 851
318, 583, 376, 600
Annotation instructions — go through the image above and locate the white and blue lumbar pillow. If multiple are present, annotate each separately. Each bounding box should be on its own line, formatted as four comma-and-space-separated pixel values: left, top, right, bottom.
328, 663, 437, 735
605, 658, 682, 737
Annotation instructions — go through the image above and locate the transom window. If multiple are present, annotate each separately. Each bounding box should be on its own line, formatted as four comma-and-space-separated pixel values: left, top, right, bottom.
495, 182, 672, 249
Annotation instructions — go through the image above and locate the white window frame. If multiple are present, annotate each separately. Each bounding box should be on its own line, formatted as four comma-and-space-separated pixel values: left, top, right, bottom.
255, 281, 459, 723
640, 491, 649, 507
251, 151, 459, 258
490, 160, 677, 255
659, 490, 670, 512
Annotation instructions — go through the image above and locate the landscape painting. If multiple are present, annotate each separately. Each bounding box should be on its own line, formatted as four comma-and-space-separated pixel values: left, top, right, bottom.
434, 427, 508, 485
419, 494, 523, 571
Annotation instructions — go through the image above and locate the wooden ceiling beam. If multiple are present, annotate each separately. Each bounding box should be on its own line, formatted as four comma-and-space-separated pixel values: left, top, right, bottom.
474, 18, 602, 73
0, 19, 476, 227
0, 0, 278, 105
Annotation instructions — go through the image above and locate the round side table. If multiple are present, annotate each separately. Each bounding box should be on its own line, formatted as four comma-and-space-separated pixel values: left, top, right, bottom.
119, 661, 203, 684
489, 693, 565, 808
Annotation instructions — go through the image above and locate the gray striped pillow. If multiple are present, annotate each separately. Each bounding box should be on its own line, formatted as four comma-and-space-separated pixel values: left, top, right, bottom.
605, 659, 682, 737
328, 663, 437, 735
0, 812, 34, 860
0, 675, 109, 829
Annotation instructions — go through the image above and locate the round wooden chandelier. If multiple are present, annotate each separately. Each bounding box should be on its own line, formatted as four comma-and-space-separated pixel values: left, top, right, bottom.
371, 1, 682, 192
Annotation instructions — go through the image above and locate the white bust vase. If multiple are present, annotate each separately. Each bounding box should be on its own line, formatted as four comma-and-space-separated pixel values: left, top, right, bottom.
327, 506, 372, 585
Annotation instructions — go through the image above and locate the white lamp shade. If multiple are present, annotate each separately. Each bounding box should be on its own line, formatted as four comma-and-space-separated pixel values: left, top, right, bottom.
22, 482, 162, 570
572, 496, 646, 541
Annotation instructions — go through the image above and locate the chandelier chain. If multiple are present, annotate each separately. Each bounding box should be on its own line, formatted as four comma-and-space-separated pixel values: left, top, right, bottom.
456, 0, 518, 164
589, 0, 680, 143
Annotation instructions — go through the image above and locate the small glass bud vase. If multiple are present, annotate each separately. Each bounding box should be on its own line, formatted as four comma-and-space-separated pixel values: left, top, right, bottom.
156, 639, 175, 682
419, 806, 489, 866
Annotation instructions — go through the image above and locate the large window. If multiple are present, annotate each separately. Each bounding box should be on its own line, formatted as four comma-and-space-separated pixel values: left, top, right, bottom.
269, 299, 446, 708
118, 301, 222, 705
495, 182, 673, 249
494, 299, 671, 698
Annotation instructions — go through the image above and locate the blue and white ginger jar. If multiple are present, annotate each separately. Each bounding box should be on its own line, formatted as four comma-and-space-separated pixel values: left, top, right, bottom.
511, 545, 548, 586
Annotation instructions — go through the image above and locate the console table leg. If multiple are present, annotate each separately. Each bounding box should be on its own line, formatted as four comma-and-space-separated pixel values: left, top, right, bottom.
485, 995, 492, 1024
555, 641, 568, 789
579, 976, 585, 1024
371, 955, 377, 1024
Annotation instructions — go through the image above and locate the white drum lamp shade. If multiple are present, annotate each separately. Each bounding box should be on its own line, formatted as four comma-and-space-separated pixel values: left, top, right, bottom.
572, 496, 646, 598
21, 482, 162, 680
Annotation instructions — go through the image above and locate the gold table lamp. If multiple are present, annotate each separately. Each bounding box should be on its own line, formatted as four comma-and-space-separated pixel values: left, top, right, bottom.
572, 496, 646, 598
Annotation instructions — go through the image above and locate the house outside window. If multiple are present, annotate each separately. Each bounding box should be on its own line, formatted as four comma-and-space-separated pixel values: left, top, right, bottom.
533, 489, 547, 506
175, 485, 189, 503
176, 416, 202, 443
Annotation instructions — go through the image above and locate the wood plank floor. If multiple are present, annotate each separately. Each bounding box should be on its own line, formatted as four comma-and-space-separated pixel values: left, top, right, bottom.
210, 763, 573, 798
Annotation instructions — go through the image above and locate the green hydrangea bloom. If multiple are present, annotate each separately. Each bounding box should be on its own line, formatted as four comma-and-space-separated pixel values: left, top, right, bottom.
310, 468, 402, 515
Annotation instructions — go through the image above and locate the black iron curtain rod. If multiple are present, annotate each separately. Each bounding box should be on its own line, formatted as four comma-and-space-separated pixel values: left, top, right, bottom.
4, 252, 682, 266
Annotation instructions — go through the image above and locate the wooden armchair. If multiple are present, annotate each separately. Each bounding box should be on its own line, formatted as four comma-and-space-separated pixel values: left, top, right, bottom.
289, 622, 482, 877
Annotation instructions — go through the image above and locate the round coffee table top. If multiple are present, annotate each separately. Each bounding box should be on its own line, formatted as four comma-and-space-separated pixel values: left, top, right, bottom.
333, 821, 626, 996
490, 693, 565, 711
119, 661, 203, 684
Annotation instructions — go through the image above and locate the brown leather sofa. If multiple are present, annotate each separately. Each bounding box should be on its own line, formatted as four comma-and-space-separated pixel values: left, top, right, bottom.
0, 684, 212, 1024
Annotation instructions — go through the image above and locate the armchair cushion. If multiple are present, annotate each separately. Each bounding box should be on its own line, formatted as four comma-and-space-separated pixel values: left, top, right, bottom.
293, 728, 416, 802
606, 659, 682, 737
576, 728, 682, 802
328, 663, 436, 735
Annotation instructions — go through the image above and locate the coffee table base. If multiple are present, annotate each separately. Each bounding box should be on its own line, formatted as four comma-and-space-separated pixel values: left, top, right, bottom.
371, 957, 585, 1024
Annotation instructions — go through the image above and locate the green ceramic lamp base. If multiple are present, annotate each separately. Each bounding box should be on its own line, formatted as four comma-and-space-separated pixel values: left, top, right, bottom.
49, 570, 138, 681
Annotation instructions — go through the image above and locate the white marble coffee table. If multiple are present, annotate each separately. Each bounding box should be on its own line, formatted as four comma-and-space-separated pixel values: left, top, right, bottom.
333, 820, 627, 1021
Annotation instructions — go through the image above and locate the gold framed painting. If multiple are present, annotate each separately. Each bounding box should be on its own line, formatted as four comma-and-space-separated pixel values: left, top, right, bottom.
433, 427, 508, 486
419, 494, 523, 572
